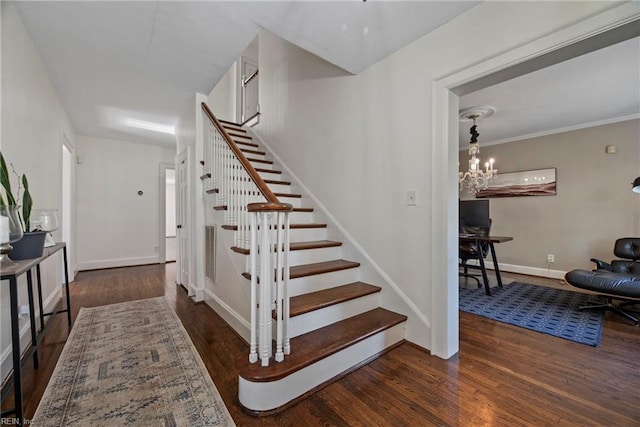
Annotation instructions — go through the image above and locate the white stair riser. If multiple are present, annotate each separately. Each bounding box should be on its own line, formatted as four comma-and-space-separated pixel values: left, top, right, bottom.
257, 170, 282, 181
241, 151, 266, 161
289, 269, 360, 296
287, 293, 381, 338
230, 227, 326, 244
238, 322, 405, 412
288, 227, 327, 241
288, 246, 342, 265
288, 211, 313, 223
277, 196, 302, 208
250, 160, 273, 170
238, 245, 341, 271
264, 183, 291, 194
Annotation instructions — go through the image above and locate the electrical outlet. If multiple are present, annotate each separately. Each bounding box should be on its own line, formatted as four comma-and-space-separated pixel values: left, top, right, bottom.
547, 254, 555, 263
19, 305, 29, 318
407, 190, 417, 206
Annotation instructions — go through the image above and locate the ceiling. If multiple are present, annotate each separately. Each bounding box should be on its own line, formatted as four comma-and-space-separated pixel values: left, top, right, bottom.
13, 2, 639, 150
459, 35, 640, 148
13, 0, 479, 147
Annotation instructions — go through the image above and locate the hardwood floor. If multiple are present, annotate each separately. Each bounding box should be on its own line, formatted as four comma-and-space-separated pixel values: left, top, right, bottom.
3, 264, 639, 426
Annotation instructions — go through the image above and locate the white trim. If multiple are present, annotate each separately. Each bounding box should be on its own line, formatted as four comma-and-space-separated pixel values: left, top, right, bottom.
158, 163, 175, 265
432, 2, 640, 360
464, 260, 566, 280
462, 113, 640, 150
496, 263, 566, 280
239, 323, 405, 412
78, 256, 159, 271
204, 288, 251, 342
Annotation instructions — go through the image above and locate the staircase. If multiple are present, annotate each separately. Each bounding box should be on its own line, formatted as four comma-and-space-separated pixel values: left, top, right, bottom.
203, 112, 407, 414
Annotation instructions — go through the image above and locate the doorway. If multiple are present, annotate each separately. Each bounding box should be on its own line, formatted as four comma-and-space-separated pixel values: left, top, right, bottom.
61, 136, 74, 281
429, 8, 639, 359
240, 56, 259, 124
165, 168, 176, 262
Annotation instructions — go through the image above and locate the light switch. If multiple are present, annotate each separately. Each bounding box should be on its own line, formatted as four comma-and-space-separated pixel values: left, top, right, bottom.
407, 190, 417, 206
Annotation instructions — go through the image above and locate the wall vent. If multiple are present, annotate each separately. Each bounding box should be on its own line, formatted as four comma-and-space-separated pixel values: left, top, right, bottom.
205, 225, 216, 282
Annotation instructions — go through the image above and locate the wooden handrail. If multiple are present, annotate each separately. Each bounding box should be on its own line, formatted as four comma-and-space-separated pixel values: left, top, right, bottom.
201, 102, 292, 212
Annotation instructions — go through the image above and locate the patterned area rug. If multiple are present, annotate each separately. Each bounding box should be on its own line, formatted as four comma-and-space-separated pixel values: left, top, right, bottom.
32, 297, 235, 426
459, 282, 604, 346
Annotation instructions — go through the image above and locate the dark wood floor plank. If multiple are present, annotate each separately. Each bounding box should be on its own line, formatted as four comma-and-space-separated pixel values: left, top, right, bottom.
3, 264, 640, 426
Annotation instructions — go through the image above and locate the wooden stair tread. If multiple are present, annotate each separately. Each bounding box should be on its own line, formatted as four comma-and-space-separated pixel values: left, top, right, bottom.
231, 240, 342, 255
228, 131, 252, 140
241, 148, 266, 156
216, 206, 312, 213
242, 259, 360, 281
274, 192, 301, 198
247, 157, 273, 165
264, 179, 291, 186
290, 259, 359, 279
223, 223, 326, 231
235, 140, 260, 148
255, 167, 281, 174
287, 282, 381, 318
220, 119, 243, 128
238, 308, 406, 382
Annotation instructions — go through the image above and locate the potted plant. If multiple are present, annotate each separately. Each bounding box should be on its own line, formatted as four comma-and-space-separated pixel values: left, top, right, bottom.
0, 151, 47, 260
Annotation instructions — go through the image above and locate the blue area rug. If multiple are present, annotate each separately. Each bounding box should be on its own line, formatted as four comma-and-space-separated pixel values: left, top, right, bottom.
459, 282, 604, 346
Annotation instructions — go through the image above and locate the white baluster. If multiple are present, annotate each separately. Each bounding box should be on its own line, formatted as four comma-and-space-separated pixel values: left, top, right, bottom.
259, 211, 273, 366
275, 212, 284, 362
283, 211, 291, 355
249, 212, 258, 363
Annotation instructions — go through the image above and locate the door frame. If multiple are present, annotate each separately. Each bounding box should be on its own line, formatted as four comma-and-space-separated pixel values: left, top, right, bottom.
429, 3, 640, 359
158, 163, 175, 264
60, 131, 76, 281
239, 55, 259, 124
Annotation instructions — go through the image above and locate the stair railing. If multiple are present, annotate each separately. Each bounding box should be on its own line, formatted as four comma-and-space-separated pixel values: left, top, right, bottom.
201, 102, 292, 367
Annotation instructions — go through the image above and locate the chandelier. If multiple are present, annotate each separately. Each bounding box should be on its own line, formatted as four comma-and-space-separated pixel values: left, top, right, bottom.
458, 107, 497, 194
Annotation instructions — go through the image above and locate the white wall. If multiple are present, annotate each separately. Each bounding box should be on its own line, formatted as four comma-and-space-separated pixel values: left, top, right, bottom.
249, 1, 621, 353
208, 62, 237, 123
76, 135, 174, 270
1, 1, 77, 382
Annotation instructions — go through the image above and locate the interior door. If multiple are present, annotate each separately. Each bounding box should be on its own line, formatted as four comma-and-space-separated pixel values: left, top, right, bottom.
241, 57, 259, 123
176, 149, 190, 293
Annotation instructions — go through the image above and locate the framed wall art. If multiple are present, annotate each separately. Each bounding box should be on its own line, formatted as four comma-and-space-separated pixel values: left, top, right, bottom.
476, 168, 556, 198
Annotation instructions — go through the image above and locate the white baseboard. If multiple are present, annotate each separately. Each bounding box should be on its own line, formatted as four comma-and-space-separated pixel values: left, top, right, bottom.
480, 262, 566, 280
204, 289, 250, 343
1, 290, 62, 385
78, 256, 160, 271
191, 284, 204, 302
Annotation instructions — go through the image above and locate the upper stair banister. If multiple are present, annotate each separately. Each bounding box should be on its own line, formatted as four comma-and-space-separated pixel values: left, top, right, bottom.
201, 102, 292, 367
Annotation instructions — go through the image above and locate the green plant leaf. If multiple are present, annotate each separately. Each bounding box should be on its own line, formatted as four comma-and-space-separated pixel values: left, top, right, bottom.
22, 174, 32, 231
0, 151, 17, 206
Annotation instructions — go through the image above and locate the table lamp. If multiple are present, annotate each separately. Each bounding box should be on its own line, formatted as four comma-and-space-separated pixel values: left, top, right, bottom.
32, 209, 59, 247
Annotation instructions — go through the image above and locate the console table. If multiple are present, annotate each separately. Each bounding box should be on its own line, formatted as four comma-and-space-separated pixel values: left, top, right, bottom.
0, 242, 71, 425
459, 235, 513, 295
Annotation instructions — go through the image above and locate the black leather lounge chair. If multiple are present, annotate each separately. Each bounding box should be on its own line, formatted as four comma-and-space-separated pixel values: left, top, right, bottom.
564, 237, 640, 324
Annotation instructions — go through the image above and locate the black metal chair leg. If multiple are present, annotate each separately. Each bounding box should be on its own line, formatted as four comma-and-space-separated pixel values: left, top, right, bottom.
579, 298, 639, 325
